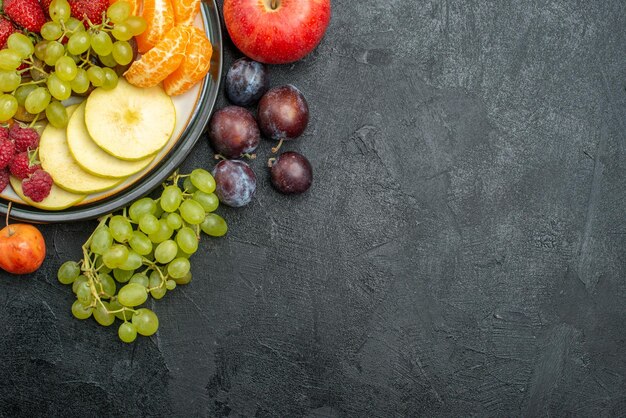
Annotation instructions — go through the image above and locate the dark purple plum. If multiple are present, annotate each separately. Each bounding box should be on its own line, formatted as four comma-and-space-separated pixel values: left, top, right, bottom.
213, 160, 257, 207
225, 58, 269, 106
258, 85, 309, 141
208, 106, 261, 158
270, 152, 313, 195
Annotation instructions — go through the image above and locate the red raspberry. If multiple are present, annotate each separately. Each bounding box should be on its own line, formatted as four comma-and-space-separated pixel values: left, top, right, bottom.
22, 169, 52, 202
0, 17, 16, 49
9, 151, 40, 179
0, 137, 16, 169
39, 0, 53, 16
9, 124, 40, 152
0, 167, 9, 192
3, 0, 46, 32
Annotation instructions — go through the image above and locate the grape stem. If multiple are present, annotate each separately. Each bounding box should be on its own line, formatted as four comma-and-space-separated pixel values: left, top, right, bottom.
267, 158, 277, 168
271, 139, 284, 153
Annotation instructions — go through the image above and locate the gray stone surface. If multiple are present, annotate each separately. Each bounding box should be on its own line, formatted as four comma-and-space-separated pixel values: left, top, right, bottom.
0, 0, 625, 416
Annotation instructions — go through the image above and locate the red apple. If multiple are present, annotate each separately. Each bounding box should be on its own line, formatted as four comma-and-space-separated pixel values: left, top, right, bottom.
0, 223, 46, 275
223, 0, 331, 64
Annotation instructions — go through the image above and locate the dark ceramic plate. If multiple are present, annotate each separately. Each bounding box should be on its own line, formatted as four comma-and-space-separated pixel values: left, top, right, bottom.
0, 1, 222, 223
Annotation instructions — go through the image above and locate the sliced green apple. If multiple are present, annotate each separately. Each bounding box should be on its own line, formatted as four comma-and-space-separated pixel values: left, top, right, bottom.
10, 176, 85, 210
39, 104, 123, 194
67, 102, 155, 179
84, 79, 176, 161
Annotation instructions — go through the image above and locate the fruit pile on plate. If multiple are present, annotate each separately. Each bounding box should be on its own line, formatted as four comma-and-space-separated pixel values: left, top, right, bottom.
0, 0, 212, 210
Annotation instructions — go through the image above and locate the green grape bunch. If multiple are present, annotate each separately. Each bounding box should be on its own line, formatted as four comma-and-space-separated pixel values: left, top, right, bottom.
0, 0, 146, 127
57, 169, 229, 343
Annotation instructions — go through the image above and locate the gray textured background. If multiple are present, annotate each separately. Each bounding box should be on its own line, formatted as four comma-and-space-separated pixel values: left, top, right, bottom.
1, 0, 625, 416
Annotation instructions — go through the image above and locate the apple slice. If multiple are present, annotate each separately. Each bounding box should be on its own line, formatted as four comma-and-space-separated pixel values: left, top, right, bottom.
39, 105, 123, 194
84, 79, 176, 161
10, 176, 85, 210
67, 102, 155, 179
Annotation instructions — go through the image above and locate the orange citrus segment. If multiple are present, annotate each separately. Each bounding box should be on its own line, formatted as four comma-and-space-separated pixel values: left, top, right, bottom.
109, 0, 140, 15
163, 26, 212, 96
136, 0, 175, 53
172, 0, 201, 26
124, 25, 190, 88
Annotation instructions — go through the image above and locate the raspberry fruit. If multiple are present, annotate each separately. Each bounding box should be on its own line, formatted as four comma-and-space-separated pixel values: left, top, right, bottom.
0, 167, 9, 192
10, 151, 40, 179
0, 17, 16, 49
68, 0, 108, 25
3, 0, 46, 32
0, 137, 16, 169
10, 124, 40, 152
22, 169, 53, 202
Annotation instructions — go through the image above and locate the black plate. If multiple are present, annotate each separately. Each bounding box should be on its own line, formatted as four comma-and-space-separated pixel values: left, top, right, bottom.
0, 0, 223, 223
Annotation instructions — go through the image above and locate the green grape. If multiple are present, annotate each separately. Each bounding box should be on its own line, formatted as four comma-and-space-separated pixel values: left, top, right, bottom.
111, 22, 133, 41
108, 299, 128, 320
166, 213, 183, 230
98, 272, 116, 298
129, 273, 149, 287
91, 31, 113, 56
150, 286, 166, 300
44, 41, 64, 66
34, 41, 49, 61
94, 257, 112, 274
107, 1, 131, 23
57, 261, 80, 284
14, 85, 35, 106
55, 56, 78, 81
7, 33, 34, 59
129, 230, 152, 256
118, 322, 137, 343
200, 214, 228, 237
154, 240, 177, 264
76, 281, 93, 305
102, 67, 119, 90
87, 66, 105, 87
190, 169, 216, 194
148, 219, 173, 244
98, 53, 117, 68
138, 213, 159, 235
49, 0, 71, 23
175, 247, 192, 259
125, 16, 148, 36
102, 244, 129, 269
167, 258, 191, 279
111, 41, 133, 65
148, 270, 162, 288
0, 49, 22, 70
66, 32, 89, 56
71, 68, 90, 94
25, 87, 51, 114
176, 227, 198, 255
129, 198, 157, 222
65, 17, 83, 33
179, 199, 205, 225
113, 268, 133, 283
72, 274, 88, 293
71, 300, 93, 320
119, 250, 142, 271
183, 177, 197, 193
109, 215, 133, 242
118, 283, 148, 307
192, 191, 219, 213
47, 73, 72, 100
94, 301, 115, 326
41, 21, 63, 41
45, 101, 69, 128
174, 271, 192, 285
91, 226, 113, 255
0, 94, 17, 121
165, 280, 177, 291
160, 185, 182, 212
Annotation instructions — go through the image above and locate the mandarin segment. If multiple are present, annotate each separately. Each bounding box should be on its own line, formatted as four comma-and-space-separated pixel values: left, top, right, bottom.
136, 0, 175, 53
172, 0, 201, 26
125, 25, 190, 88
163, 26, 212, 96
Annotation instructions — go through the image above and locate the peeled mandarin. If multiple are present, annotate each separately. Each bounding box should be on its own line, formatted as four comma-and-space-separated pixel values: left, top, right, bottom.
163, 26, 212, 96
136, 0, 175, 53
125, 25, 190, 87
172, 0, 201, 26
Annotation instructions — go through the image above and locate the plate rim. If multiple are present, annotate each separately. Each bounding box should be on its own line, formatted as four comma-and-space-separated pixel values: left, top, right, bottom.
0, 0, 223, 223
